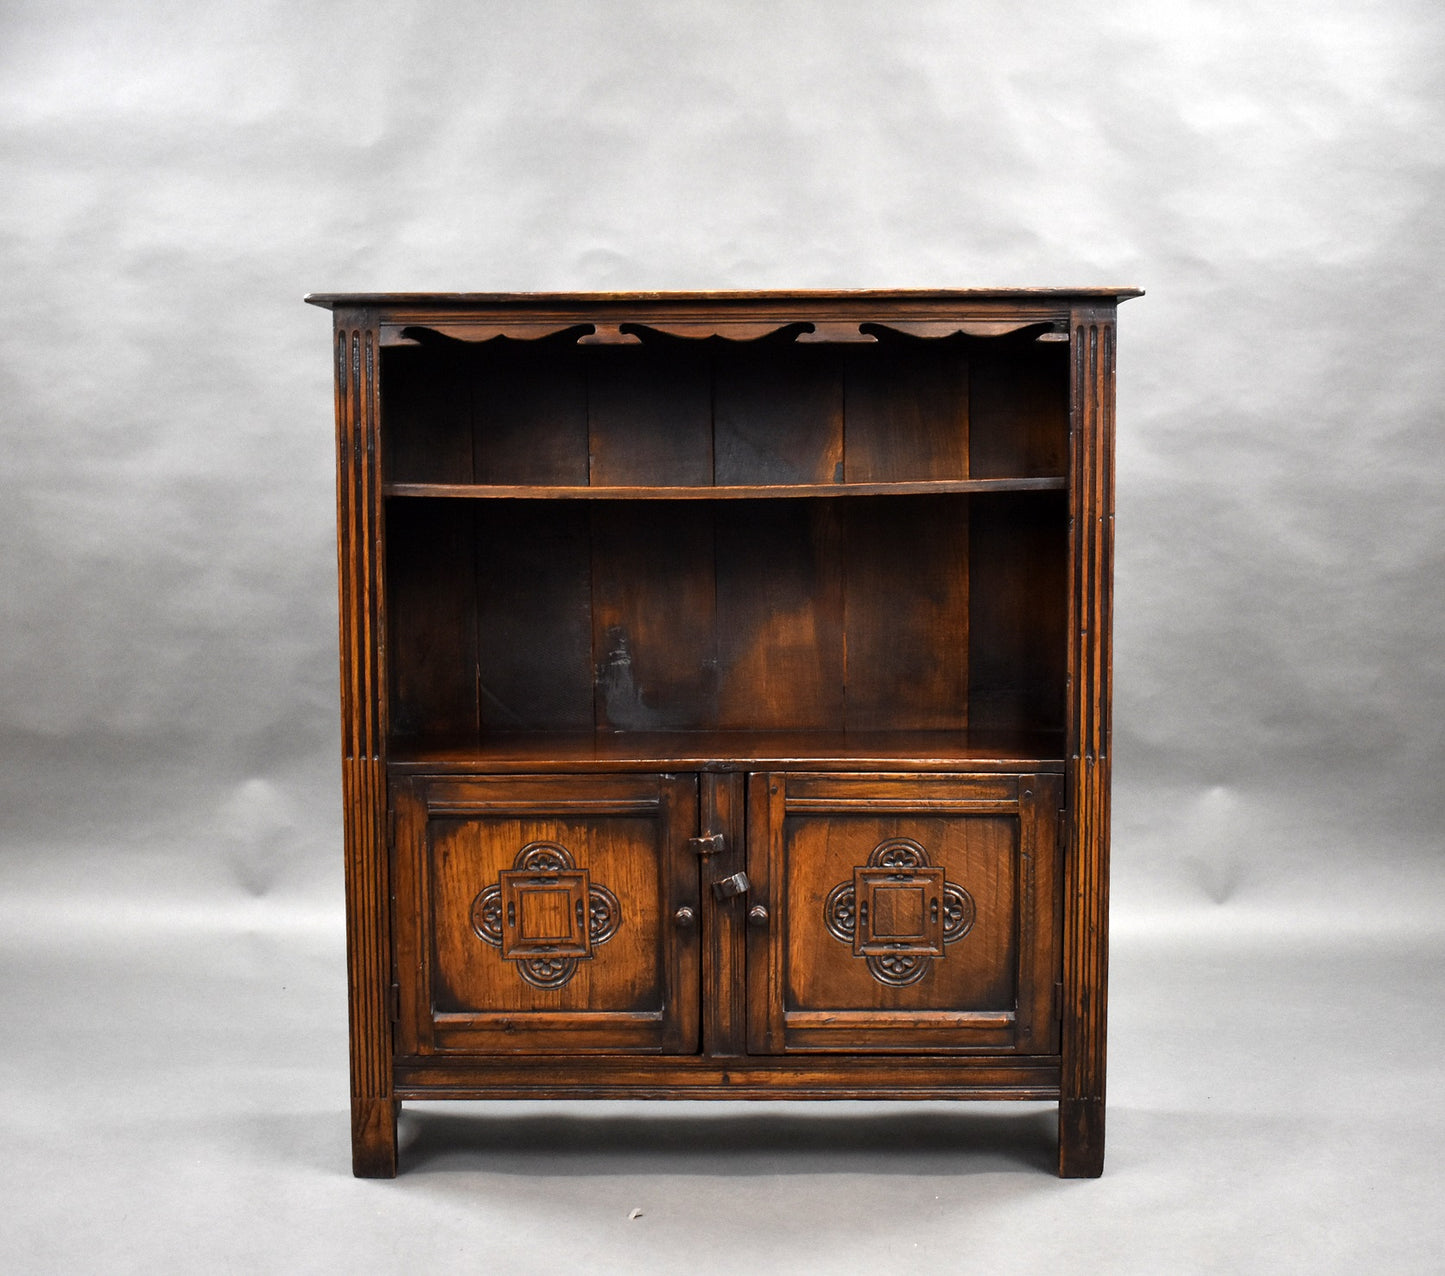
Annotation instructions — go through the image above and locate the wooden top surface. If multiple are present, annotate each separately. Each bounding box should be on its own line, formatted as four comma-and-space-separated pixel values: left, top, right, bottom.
305, 287, 1143, 309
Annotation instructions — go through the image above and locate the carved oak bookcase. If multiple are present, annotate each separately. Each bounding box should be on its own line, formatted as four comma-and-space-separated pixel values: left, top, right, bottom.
307, 288, 1138, 1178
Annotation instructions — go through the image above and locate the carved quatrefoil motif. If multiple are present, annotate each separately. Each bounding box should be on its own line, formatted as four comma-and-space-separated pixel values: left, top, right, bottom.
471, 842, 620, 989
823, 838, 975, 987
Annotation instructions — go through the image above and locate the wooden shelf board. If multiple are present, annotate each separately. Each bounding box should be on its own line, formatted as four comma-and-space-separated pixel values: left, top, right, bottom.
384, 477, 1067, 501
386, 729, 1067, 774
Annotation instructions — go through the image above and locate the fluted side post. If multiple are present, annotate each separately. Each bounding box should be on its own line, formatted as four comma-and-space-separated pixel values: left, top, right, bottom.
1059, 303, 1117, 1177
332, 310, 396, 1177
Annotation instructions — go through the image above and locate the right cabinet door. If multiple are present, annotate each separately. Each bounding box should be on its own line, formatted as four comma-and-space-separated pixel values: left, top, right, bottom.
747, 772, 1062, 1054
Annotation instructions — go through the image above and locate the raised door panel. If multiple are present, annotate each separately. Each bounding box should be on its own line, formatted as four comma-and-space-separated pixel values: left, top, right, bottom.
394, 773, 700, 1055
747, 772, 1061, 1054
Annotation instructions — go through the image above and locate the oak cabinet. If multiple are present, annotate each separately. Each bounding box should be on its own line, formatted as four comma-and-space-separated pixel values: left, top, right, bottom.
308, 288, 1138, 1178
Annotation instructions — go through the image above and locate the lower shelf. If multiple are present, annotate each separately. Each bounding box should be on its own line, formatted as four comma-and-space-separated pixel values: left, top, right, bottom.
386, 729, 1066, 774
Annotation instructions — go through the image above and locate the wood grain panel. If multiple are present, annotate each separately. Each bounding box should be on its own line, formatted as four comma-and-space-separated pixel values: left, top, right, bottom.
701, 772, 747, 1057
843, 496, 969, 731
472, 501, 593, 731
381, 345, 473, 484
586, 346, 712, 485
969, 345, 1069, 479
844, 344, 969, 482
714, 346, 843, 484
384, 500, 478, 738
334, 313, 396, 1177
398, 773, 699, 1054
746, 772, 1061, 1056
471, 342, 589, 484
1059, 306, 1116, 1178
968, 492, 1068, 734
781, 812, 1018, 1020
591, 503, 717, 730
714, 500, 845, 730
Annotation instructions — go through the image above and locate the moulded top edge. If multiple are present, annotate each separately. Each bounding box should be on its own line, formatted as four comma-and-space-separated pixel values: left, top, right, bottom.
304, 287, 1144, 309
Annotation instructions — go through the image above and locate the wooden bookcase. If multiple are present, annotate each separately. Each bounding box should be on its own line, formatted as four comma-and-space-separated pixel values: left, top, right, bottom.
307, 288, 1139, 1177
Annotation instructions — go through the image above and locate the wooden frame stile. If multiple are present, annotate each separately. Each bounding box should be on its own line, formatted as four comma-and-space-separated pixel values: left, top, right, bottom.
333, 307, 398, 1177
1059, 303, 1116, 1177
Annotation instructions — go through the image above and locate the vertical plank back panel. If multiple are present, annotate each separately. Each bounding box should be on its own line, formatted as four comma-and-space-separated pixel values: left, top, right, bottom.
473, 343, 589, 485
844, 495, 970, 731
385, 500, 479, 738
473, 501, 594, 731
968, 492, 1068, 734
714, 346, 843, 484
969, 345, 1069, 479
383, 346, 474, 484
844, 344, 969, 482
591, 503, 717, 729
587, 346, 712, 485
714, 500, 846, 730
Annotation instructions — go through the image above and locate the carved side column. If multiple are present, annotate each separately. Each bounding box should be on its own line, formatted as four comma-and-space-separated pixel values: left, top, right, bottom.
333, 311, 396, 1177
1059, 303, 1116, 1177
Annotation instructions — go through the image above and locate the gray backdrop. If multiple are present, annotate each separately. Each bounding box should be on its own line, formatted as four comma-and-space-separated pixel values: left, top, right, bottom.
3, 3, 1442, 1272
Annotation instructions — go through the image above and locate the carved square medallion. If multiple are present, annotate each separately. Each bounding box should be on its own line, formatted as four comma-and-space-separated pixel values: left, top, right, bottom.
500, 869, 591, 959
854, 866, 946, 957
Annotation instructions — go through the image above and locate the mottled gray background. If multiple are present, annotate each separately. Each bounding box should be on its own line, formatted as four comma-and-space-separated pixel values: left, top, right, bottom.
3, 3, 1442, 1272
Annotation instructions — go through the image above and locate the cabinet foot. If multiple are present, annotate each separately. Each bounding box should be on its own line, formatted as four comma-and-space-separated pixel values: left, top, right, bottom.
352, 1096, 399, 1178
1057, 1097, 1105, 1177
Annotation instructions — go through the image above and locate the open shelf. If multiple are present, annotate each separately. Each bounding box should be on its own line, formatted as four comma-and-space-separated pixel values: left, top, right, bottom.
385, 491, 1068, 744
386, 729, 1067, 774
384, 476, 1066, 500
382, 329, 1069, 491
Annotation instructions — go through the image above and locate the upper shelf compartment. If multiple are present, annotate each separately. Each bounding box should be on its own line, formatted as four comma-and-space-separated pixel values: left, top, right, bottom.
381, 320, 1070, 492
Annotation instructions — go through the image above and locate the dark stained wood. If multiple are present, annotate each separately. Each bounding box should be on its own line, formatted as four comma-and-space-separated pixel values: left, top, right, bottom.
844, 343, 969, 482
700, 772, 747, 1057
386, 729, 1067, 773
471, 342, 589, 485
713, 346, 843, 484
968, 492, 1069, 733
586, 345, 712, 485
393, 773, 700, 1055
393, 1055, 1063, 1098
319, 287, 1135, 1178
382, 345, 473, 484
385, 477, 1065, 499
590, 503, 717, 730
747, 772, 1059, 1055
714, 500, 846, 731
472, 502, 594, 731
843, 496, 969, 731
332, 310, 397, 1178
384, 500, 478, 739
1059, 304, 1118, 1178
969, 343, 1070, 479
307, 286, 1143, 308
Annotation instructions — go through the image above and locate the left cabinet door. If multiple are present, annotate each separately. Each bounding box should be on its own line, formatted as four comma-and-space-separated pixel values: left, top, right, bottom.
392, 773, 701, 1055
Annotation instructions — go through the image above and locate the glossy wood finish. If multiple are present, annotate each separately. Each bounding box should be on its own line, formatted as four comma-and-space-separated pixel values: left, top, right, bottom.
1059, 303, 1118, 1177
331, 309, 397, 1178
392, 773, 700, 1055
747, 773, 1062, 1055
314, 288, 1135, 1178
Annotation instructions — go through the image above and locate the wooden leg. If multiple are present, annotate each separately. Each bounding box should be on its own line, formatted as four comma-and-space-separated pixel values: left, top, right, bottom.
1057, 1097, 1105, 1177
352, 1096, 399, 1178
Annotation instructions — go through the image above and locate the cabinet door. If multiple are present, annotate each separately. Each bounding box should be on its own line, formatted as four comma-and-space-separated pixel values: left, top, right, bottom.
393, 773, 700, 1055
747, 772, 1061, 1054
